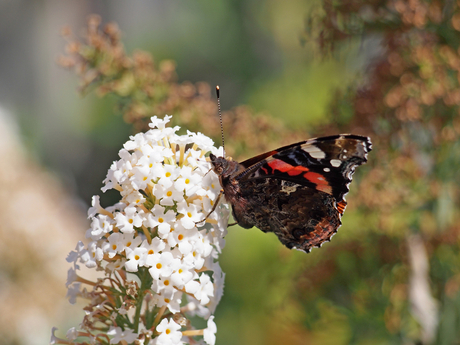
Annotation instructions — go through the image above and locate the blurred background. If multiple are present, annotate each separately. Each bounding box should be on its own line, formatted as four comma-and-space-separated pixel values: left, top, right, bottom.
1, 0, 460, 344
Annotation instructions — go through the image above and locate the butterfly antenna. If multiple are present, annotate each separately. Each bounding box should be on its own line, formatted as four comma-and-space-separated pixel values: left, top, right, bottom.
216, 85, 225, 157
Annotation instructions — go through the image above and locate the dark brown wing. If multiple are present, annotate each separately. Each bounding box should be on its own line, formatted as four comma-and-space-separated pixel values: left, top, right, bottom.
233, 177, 345, 252
224, 135, 371, 252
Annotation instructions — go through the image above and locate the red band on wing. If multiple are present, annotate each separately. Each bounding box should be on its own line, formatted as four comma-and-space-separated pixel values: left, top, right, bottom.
267, 160, 309, 176
266, 159, 332, 193
267, 159, 294, 173
287, 166, 310, 176
303, 171, 332, 194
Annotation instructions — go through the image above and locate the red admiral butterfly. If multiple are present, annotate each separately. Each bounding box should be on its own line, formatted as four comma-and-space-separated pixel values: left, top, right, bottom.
208, 88, 372, 253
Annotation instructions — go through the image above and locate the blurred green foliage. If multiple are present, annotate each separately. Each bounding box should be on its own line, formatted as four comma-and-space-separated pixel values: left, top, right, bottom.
60, 0, 460, 343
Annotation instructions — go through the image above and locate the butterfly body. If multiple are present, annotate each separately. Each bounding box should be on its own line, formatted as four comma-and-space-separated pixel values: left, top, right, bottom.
210, 134, 372, 253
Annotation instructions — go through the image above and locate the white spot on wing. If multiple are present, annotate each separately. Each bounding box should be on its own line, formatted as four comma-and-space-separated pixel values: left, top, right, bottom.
323, 167, 330, 172
302, 145, 326, 159
330, 159, 342, 167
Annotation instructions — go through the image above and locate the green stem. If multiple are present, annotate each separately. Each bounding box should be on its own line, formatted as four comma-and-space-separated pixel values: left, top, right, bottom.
133, 268, 151, 333
133, 290, 144, 333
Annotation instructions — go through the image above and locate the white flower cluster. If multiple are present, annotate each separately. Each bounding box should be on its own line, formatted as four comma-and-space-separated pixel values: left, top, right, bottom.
60, 115, 229, 345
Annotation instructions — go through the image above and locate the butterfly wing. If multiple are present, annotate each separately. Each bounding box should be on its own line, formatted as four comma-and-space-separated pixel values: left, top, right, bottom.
238, 134, 372, 201
230, 135, 372, 252
234, 178, 344, 252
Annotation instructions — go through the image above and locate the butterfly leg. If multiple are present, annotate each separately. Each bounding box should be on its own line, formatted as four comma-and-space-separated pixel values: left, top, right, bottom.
195, 189, 224, 226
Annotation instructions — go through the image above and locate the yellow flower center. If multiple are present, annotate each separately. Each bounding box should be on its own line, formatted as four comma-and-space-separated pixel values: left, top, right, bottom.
156, 263, 162, 269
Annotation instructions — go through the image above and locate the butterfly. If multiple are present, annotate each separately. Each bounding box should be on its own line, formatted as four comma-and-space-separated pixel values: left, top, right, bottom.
209, 134, 372, 252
